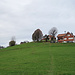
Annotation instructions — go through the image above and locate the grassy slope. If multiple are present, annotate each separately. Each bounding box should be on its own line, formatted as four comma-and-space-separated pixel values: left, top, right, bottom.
0, 43, 75, 75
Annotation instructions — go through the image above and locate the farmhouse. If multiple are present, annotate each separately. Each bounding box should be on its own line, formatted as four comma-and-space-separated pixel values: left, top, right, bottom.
57, 32, 74, 43
42, 35, 56, 41
48, 35, 56, 40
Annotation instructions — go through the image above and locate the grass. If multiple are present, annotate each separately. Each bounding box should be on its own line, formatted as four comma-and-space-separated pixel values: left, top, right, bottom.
0, 43, 75, 75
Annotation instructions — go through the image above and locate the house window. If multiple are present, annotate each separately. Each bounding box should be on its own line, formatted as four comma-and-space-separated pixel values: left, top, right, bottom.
68, 38, 73, 40
67, 34, 70, 36
63, 41, 67, 43
64, 38, 67, 40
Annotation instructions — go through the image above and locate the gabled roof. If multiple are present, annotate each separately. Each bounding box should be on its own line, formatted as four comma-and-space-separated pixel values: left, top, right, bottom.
48, 35, 53, 37
48, 35, 56, 38
42, 35, 56, 40
57, 34, 66, 37
57, 32, 74, 37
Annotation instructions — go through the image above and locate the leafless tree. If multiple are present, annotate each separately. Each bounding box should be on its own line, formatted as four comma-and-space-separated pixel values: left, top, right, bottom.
11, 36, 16, 41
32, 29, 43, 42
49, 27, 58, 42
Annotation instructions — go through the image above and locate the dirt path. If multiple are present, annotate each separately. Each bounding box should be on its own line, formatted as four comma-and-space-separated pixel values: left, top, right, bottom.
48, 51, 55, 75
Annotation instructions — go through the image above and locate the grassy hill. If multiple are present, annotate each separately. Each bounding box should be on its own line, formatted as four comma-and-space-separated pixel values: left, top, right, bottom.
0, 43, 75, 75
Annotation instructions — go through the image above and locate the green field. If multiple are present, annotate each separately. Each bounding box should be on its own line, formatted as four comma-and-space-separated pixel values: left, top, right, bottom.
0, 43, 75, 75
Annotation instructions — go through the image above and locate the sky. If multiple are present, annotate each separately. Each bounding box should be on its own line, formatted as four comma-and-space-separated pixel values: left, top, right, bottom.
0, 0, 75, 47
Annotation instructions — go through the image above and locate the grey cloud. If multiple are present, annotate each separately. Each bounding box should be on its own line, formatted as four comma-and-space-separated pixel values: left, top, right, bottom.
0, 0, 75, 46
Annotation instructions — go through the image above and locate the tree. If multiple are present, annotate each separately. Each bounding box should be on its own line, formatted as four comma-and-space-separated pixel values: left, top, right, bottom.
9, 36, 16, 46
49, 27, 58, 42
9, 41, 16, 46
32, 29, 43, 42
32, 33, 36, 42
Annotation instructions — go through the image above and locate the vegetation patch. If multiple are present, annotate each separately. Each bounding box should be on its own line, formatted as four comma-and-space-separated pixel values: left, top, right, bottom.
0, 43, 75, 75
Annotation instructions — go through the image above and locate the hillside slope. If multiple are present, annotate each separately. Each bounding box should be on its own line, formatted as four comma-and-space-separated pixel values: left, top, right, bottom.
0, 43, 75, 75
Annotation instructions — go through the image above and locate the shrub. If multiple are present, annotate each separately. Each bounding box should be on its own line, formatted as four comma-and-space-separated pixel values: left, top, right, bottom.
9, 41, 16, 46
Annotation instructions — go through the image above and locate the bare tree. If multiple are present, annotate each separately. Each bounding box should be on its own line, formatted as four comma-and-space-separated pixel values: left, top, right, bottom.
49, 27, 58, 42
11, 36, 16, 41
32, 29, 43, 42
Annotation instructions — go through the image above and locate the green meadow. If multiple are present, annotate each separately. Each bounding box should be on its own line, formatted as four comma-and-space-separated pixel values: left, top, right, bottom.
0, 43, 75, 75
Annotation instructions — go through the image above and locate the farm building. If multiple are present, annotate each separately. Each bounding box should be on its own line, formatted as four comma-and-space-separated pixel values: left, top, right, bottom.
57, 32, 74, 43
42, 35, 56, 41
48, 35, 56, 40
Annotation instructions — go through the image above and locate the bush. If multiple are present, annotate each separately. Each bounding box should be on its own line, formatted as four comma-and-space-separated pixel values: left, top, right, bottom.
9, 41, 16, 46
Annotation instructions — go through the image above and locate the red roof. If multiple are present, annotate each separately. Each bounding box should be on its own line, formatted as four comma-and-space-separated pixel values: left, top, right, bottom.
48, 35, 53, 37
42, 38, 46, 40
57, 32, 74, 37
57, 34, 66, 37
48, 35, 56, 38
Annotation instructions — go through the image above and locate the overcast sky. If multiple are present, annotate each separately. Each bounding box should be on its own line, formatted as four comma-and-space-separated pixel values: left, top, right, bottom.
0, 0, 75, 46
